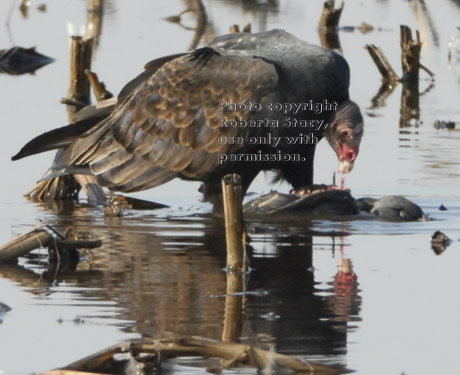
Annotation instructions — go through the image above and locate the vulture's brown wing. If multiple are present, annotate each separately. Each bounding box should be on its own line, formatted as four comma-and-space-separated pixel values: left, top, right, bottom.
59, 48, 279, 192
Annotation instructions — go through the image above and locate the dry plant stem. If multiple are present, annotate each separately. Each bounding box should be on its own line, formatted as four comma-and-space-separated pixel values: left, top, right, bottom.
399, 26, 422, 127
400, 25, 421, 82
318, 1, 343, 49
67, 36, 93, 118
365, 44, 400, 82
243, 23, 251, 33
419, 62, 435, 79
318, 0, 344, 31
63, 37, 106, 201
60, 98, 88, 109
222, 174, 245, 273
230, 24, 240, 33
85, 70, 113, 102
230, 24, 251, 34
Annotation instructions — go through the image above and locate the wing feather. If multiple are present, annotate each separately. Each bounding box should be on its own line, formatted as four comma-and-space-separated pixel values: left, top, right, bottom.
61, 48, 279, 191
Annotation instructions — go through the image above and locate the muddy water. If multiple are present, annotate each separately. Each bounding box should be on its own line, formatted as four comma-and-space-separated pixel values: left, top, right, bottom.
1, 0, 460, 374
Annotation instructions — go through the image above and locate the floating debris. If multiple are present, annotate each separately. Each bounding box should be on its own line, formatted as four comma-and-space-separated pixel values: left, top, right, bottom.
261, 312, 281, 321
439, 204, 448, 211
228, 288, 269, 297
431, 231, 451, 255
0, 301, 12, 315
209, 288, 269, 298
0, 46, 54, 75
0, 301, 11, 324
433, 120, 455, 130
359, 22, 374, 34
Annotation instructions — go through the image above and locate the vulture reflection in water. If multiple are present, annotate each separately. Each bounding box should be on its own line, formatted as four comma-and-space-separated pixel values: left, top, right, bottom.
12, 30, 364, 206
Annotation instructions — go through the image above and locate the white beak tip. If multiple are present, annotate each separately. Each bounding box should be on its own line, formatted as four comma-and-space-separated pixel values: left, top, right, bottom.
339, 160, 354, 174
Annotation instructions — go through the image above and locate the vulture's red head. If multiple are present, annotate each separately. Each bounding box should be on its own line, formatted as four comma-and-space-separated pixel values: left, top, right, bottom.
325, 100, 364, 174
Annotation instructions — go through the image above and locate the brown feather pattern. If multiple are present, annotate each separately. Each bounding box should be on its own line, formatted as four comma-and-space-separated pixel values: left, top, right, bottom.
61, 51, 278, 191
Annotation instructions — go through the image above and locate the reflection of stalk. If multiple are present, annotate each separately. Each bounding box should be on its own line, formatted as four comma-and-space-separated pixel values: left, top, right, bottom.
222, 272, 245, 342
84, 0, 104, 56
189, 0, 207, 50
370, 81, 397, 109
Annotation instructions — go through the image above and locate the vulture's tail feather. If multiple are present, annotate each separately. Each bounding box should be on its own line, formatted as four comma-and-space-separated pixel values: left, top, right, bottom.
11, 120, 96, 161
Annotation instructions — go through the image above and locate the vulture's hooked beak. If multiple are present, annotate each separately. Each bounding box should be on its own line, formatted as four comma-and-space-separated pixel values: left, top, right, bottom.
335, 144, 358, 174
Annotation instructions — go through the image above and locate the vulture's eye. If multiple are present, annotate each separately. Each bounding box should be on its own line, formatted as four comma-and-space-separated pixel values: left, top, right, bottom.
339, 129, 352, 141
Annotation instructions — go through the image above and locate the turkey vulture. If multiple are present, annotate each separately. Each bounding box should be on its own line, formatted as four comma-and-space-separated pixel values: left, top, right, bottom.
12, 30, 364, 205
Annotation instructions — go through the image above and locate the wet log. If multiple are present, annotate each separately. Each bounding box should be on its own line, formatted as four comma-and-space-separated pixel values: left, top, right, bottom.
0, 228, 52, 261
59, 337, 350, 374
222, 174, 246, 273
0, 224, 102, 261
134, 337, 350, 373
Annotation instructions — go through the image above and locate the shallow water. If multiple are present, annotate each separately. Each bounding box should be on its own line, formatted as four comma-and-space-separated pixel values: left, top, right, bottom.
1, 0, 460, 374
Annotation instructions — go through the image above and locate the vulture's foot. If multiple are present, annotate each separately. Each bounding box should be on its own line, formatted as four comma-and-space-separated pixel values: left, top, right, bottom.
290, 184, 346, 196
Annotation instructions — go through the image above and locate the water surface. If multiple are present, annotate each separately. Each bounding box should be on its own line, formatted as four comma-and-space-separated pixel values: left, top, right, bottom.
1, 1, 460, 374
